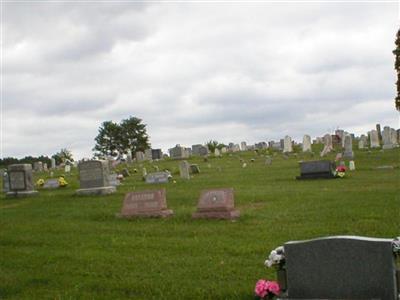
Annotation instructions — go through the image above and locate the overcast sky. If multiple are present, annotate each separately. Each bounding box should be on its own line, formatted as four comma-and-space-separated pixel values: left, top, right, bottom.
3, 1, 399, 159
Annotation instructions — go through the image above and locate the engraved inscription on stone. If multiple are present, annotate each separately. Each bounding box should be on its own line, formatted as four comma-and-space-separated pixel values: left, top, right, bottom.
197, 189, 234, 212
120, 189, 172, 217
79, 161, 104, 189
9, 171, 26, 190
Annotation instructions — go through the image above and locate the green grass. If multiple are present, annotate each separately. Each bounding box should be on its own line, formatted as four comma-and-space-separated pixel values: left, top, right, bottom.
0, 147, 399, 299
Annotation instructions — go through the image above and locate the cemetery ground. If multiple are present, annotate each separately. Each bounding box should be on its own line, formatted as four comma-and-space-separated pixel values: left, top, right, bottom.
0, 147, 399, 299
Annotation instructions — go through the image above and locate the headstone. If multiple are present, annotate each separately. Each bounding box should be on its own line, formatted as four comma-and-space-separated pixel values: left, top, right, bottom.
376, 123, 382, 142
43, 179, 60, 189
43, 163, 48, 172
369, 130, 380, 148
382, 126, 394, 149
108, 174, 120, 187
240, 141, 247, 151
119, 189, 173, 218
179, 160, 190, 179
135, 151, 145, 162
51, 158, 56, 169
76, 160, 116, 195
33, 161, 43, 172
349, 160, 355, 171
151, 149, 163, 160
2, 171, 9, 193
342, 134, 354, 159
358, 134, 368, 150
6, 164, 38, 197
121, 168, 130, 177
335, 129, 345, 147
283, 136, 293, 153
320, 134, 333, 157
190, 164, 200, 174
296, 160, 336, 180
142, 167, 147, 179
390, 128, 399, 146
144, 149, 153, 160
302, 135, 312, 152
335, 153, 342, 161
65, 165, 71, 173
192, 188, 240, 219
281, 236, 398, 300
145, 172, 170, 184
265, 156, 272, 165
126, 152, 133, 164
192, 144, 208, 156
169, 145, 190, 159
220, 147, 227, 154
214, 148, 221, 157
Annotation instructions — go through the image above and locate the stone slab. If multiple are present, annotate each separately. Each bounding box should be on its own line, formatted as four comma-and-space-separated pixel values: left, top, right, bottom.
43, 179, 60, 189
145, 172, 170, 184
192, 188, 240, 219
297, 160, 336, 180
75, 186, 116, 196
119, 189, 173, 218
6, 190, 39, 198
284, 236, 398, 300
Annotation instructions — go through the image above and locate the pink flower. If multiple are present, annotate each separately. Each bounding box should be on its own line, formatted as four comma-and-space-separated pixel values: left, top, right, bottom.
266, 281, 280, 295
336, 166, 346, 172
255, 279, 268, 298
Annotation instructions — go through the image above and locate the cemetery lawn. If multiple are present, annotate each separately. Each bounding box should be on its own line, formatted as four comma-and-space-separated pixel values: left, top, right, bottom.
1, 148, 399, 299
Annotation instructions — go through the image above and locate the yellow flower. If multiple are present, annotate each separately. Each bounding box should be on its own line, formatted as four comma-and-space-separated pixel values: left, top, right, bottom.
36, 178, 45, 186
58, 177, 68, 187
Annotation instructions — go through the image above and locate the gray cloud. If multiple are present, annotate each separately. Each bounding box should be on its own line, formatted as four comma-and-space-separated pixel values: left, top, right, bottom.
3, 2, 399, 158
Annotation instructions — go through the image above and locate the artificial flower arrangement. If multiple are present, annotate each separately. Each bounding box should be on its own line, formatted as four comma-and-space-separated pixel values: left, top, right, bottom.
36, 178, 45, 187
335, 165, 346, 178
254, 246, 284, 299
58, 176, 68, 187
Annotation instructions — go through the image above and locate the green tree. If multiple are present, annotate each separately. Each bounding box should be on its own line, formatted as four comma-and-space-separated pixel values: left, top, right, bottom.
206, 140, 226, 152
394, 27, 400, 111
120, 116, 150, 154
93, 121, 123, 158
93, 117, 150, 158
52, 148, 74, 164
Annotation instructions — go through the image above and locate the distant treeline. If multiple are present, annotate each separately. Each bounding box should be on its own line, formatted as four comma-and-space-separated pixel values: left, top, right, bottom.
0, 156, 52, 169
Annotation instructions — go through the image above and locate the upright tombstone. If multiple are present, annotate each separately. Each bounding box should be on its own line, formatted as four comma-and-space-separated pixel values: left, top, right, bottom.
192, 188, 240, 220
280, 236, 398, 300
302, 135, 312, 152
2, 171, 9, 193
169, 145, 190, 159
126, 152, 133, 164
390, 128, 399, 146
135, 151, 145, 162
43, 163, 48, 172
76, 160, 116, 195
342, 134, 354, 159
33, 161, 43, 172
320, 134, 333, 157
179, 160, 190, 180
6, 164, 38, 197
190, 164, 200, 174
376, 123, 382, 142
214, 148, 221, 157
283, 136, 293, 153
119, 189, 173, 218
220, 147, 227, 154
144, 149, 153, 161
151, 149, 163, 160
65, 165, 71, 173
240, 141, 247, 151
369, 129, 380, 148
382, 126, 394, 149
358, 134, 368, 149
51, 158, 56, 169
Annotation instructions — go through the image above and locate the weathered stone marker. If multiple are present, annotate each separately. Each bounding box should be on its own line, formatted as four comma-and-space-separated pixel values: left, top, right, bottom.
145, 172, 170, 184
6, 164, 38, 197
119, 189, 173, 218
280, 236, 398, 300
179, 160, 190, 179
43, 179, 60, 189
192, 188, 240, 220
76, 160, 116, 195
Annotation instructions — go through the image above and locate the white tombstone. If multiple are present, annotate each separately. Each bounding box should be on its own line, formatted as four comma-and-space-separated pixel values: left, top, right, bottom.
382, 127, 393, 149
369, 130, 380, 148
343, 135, 354, 159
65, 165, 71, 173
220, 147, 227, 154
390, 128, 398, 146
214, 148, 221, 157
283, 136, 293, 153
240, 142, 247, 151
320, 134, 333, 157
179, 161, 190, 180
302, 135, 312, 152
349, 160, 356, 171
51, 158, 56, 169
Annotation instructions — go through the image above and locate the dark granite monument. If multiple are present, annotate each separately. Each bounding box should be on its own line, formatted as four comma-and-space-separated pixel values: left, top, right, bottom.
278, 236, 399, 300
296, 160, 336, 180
6, 164, 38, 197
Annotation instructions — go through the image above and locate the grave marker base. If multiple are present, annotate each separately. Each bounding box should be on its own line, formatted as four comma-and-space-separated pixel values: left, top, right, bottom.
6, 190, 38, 198
76, 186, 116, 196
192, 210, 240, 220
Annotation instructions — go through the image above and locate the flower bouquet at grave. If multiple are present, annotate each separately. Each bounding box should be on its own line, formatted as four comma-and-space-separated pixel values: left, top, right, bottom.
254, 279, 280, 299
335, 165, 346, 178
36, 178, 45, 187
58, 176, 68, 187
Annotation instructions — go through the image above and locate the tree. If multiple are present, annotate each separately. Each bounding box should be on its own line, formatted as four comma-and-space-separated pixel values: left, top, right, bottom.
52, 148, 74, 164
120, 116, 150, 153
394, 27, 400, 111
206, 140, 226, 152
93, 121, 123, 158
93, 117, 150, 158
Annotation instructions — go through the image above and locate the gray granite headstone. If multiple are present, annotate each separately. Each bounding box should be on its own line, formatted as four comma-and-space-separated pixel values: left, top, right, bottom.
283, 236, 398, 300
145, 172, 170, 184
3, 171, 9, 193
179, 161, 190, 179
296, 160, 336, 180
51, 158, 56, 169
370, 130, 380, 148
343, 134, 354, 159
382, 126, 394, 149
283, 136, 293, 153
7, 164, 38, 197
302, 135, 312, 152
76, 160, 116, 195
